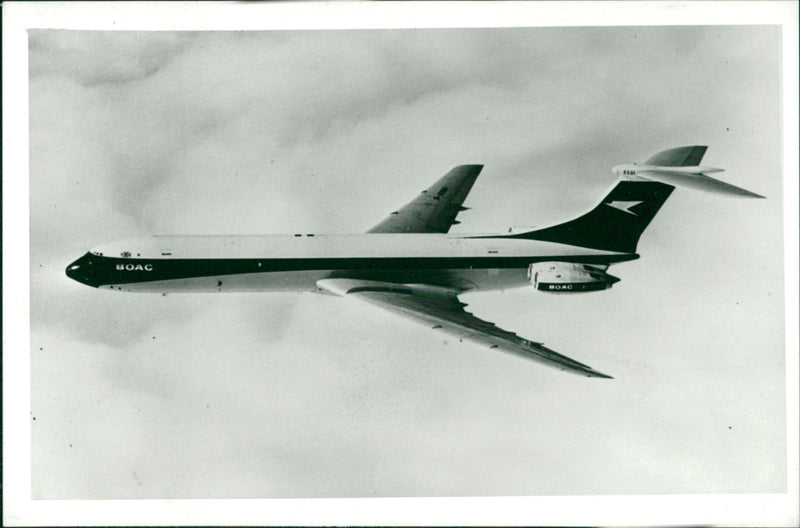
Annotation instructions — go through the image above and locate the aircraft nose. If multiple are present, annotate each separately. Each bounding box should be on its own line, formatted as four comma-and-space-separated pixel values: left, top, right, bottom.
65, 252, 97, 287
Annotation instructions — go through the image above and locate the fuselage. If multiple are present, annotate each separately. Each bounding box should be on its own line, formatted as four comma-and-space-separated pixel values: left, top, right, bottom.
65, 233, 638, 294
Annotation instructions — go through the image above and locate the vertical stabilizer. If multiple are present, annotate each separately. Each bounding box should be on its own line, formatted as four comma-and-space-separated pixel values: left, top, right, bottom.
516, 180, 675, 253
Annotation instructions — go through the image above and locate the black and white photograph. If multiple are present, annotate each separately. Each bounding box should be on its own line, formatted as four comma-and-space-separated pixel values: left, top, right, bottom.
4, 2, 798, 526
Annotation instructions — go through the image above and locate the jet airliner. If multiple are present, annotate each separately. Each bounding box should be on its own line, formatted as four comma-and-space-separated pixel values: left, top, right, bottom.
66, 146, 762, 378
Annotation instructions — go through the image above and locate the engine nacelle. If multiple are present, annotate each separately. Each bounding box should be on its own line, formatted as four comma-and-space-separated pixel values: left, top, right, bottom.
528, 262, 620, 293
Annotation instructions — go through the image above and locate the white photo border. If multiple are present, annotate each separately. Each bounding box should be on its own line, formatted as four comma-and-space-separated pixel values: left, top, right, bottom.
4, 2, 798, 526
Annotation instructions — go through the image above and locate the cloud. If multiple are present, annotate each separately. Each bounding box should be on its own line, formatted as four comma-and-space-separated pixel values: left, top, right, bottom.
29, 30, 196, 86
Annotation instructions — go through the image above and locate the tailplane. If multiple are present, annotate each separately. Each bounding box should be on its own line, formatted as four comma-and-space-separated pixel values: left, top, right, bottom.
644, 145, 708, 167
614, 145, 764, 198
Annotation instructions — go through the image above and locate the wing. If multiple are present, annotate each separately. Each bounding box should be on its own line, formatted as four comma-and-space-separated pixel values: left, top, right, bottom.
317, 279, 612, 378
367, 165, 483, 233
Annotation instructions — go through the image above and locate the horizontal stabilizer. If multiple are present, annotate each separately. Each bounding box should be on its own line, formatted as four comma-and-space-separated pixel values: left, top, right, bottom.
640, 169, 765, 198
645, 145, 707, 167
615, 146, 764, 198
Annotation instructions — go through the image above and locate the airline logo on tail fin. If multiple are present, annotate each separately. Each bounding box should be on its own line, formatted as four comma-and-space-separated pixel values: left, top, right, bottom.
509, 180, 675, 253
606, 200, 644, 215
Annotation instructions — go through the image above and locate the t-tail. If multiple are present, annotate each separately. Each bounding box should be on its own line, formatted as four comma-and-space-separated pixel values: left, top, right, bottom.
613, 145, 764, 198
513, 146, 763, 254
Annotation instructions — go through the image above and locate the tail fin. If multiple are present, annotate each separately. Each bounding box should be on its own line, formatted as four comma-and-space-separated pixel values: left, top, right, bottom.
518, 180, 675, 253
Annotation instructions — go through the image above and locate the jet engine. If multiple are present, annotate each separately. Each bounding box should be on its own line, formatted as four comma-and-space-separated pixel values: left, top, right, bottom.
528, 262, 620, 293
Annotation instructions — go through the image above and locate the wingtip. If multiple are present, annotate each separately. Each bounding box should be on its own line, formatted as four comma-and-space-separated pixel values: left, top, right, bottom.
452, 164, 484, 172
730, 189, 765, 199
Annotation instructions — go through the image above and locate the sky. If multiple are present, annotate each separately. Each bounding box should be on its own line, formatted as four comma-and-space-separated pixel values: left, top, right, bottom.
8, 4, 794, 521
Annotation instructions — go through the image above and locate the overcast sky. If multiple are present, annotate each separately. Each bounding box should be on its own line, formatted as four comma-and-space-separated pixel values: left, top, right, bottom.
24, 20, 788, 505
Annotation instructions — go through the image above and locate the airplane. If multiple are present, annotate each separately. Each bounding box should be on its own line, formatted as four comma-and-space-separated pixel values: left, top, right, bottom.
65, 146, 763, 379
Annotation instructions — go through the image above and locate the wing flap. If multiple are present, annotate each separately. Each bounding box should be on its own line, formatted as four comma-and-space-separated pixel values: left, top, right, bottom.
317, 279, 612, 378
367, 165, 483, 234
